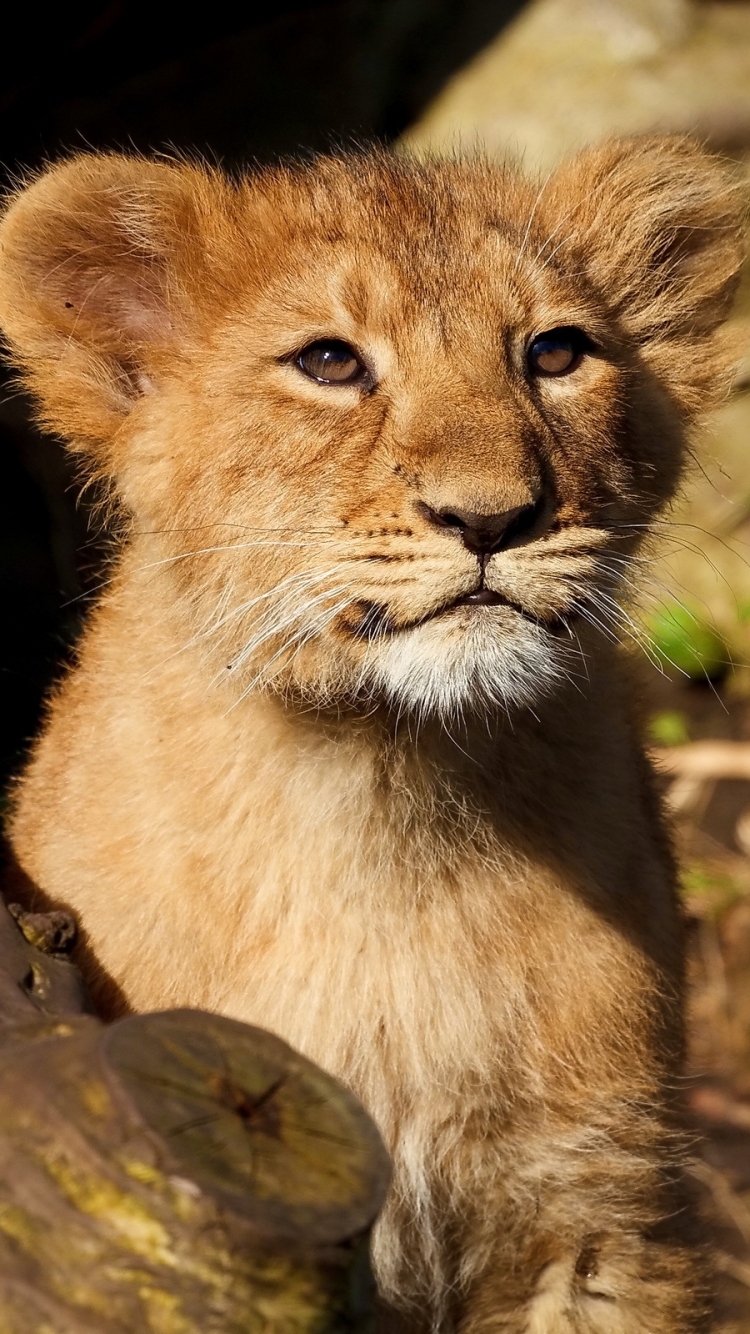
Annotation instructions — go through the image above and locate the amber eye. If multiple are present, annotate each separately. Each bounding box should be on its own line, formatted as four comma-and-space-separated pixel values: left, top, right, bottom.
527, 327, 592, 377
296, 339, 365, 385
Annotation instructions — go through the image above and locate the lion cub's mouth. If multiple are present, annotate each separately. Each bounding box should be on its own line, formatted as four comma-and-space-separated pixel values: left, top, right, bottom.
345, 591, 565, 639
453, 589, 506, 608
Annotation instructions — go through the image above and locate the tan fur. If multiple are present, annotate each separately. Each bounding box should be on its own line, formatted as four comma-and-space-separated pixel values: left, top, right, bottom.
0, 141, 745, 1331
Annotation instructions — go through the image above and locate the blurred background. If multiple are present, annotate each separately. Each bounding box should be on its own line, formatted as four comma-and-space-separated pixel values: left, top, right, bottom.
2, 2, 750, 1326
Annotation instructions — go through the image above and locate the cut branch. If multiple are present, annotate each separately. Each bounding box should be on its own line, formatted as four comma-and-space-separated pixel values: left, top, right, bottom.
0, 898, 389, 1332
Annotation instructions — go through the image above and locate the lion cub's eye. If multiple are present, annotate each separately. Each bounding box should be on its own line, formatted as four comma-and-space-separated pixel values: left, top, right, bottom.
296, 340, 365, 385
528, 327, 592, 377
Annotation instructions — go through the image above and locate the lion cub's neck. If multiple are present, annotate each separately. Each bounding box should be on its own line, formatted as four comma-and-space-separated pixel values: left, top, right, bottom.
135, 568, 620, 882
13, 568, 648, 1041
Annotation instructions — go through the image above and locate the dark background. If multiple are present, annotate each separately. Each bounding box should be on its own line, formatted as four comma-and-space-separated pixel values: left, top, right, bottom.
0, 0, 525, 787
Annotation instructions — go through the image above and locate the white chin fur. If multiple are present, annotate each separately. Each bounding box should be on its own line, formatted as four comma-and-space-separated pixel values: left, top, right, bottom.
359, 607, 568, 722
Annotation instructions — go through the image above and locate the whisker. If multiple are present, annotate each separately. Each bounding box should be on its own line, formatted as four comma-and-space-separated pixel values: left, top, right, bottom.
612, 520, 750, 575
595, 552, 737, 627
145, 564, 353, 678
133, 523, 343, 536
229, 581, 354, 672
514, 167, 555, 271
138, 539, 344, 572
227, 593, 356, 711
577, 588, 686, 679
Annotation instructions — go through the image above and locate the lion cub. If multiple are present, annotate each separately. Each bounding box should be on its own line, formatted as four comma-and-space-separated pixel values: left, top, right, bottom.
0, 139, 744, 1331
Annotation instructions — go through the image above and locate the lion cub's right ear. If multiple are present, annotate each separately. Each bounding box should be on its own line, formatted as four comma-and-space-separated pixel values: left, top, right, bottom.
0, 154, 233, 456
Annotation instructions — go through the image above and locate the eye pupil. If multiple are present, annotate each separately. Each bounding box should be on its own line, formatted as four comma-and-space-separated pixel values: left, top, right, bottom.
528, 327, 591, 377
297, 340, 363, 385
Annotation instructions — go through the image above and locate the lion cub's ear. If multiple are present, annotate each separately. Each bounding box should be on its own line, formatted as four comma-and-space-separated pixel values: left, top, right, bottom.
545, 136, 746, 398
0, 153, 232, 453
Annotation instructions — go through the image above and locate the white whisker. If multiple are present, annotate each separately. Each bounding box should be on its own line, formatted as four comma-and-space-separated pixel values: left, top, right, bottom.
227, 592, 356, 711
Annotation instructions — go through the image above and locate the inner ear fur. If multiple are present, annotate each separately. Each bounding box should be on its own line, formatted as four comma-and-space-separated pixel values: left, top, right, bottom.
0, 153, 234, 451
544, 136, 746, 379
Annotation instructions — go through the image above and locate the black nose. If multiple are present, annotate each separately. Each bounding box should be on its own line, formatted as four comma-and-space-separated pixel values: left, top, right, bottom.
421, 500, 542, 555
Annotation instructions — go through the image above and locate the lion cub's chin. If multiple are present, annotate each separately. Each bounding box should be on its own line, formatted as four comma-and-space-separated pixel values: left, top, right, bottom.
360, 608, 566, 720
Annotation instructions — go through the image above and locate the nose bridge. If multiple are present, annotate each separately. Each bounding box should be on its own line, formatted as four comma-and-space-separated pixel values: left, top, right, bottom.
409, 393, 543, 515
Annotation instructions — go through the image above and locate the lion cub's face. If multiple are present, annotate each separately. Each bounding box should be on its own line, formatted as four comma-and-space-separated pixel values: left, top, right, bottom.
0, 145, 743, 718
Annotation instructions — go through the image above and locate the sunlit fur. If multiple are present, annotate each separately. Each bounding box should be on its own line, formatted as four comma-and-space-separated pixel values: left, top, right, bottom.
0, 141, 745, 1332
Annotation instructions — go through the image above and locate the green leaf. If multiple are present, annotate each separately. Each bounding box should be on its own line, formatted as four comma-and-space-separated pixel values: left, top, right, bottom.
646, 603, 730, 682
649, 710, 690, 747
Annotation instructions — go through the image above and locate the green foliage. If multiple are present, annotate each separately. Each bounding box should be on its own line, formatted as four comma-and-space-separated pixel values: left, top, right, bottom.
680, 863, 743, 919
647, 602, 730, 682
648, 710, 690, 747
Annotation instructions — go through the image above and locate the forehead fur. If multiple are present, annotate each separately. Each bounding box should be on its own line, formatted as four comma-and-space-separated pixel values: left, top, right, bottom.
231, 156, 543, 364
246, 153, 533, 252
240, 146, 743, 340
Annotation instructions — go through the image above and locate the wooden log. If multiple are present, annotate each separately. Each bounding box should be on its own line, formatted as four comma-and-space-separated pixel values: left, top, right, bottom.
0, 899, 390, 1332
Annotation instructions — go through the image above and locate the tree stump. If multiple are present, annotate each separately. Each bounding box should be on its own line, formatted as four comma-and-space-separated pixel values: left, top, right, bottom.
0, 897, 390, 1332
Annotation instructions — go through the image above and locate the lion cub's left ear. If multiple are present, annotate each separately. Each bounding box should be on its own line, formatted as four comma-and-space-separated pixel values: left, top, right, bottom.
0, 153, 234, 455
544, 136, 746, 404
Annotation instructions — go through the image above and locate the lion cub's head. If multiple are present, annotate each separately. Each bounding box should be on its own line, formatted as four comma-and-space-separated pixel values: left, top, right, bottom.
0, 143, 744, 719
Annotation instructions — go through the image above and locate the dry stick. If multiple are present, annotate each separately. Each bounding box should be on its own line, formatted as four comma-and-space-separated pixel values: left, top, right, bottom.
0, 896, 390, 1333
